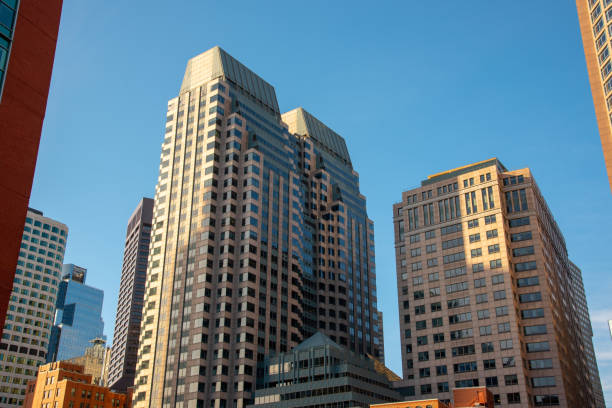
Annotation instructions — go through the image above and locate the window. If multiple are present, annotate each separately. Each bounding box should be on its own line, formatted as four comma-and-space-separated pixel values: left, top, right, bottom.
435, 349, 446, 359
529, 359, 553, 370
433, 332, 445, 342
509, 216, 530, 227
526, 341, 550, 353
426, 244, 437, 253
513, 246, 534, 257
491, 274, 504, 285
519, 292, 542, 303
490, 259, 502, 269
411, 248, 421, 257
515, 261, 536, 272
486, 376, 498, 387
418, 351, 429, 361
472, 263, 484, 273
437, 381, 449, 392
446, 281, 468, 294
495, 306, 508, 316
467, 219, 479, 229
414, 290, 425, 300
481, 342, 494, 353
493, 290, 506, 300
428, 272, 439, 281
484, 214, 496, 224
429, 287, 440, 297
445, 266, 466, 278
511, 231, 532, 242
483, 359, 496, 370
476, 293, 488, 304
453, 361, 477, 373
431, 302, 442, 312
479, 325, 492, 336
474, 278, 486, 288
469, 233, 480, 243
417, 335, 428, 346
470, 248, 482, 258
419, 367, 431, 378
0, 0, 18, 99
521, 308, 545, 319
420, 384, 432, 395
486, 229, 498, 239
477, 309, 490, 320
452, 344, 475, 356
450, 328, 473, 340
533, 395, 560, 406
532, 377, 556, 388
500, 339, 513, 350
447, 296, 470, 309
524, 325, 547, 336
443, 251, 465, 264
517, 276, 539, 287
415, 305, 426, 315
416, 320, 427, 330
498, 322, 510, 333
505, 189, 528, 213
502, 357, 515, 367
507, 393, 521, 404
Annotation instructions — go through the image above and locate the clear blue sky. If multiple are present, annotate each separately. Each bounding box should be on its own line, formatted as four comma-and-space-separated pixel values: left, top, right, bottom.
30, 0, 611, 403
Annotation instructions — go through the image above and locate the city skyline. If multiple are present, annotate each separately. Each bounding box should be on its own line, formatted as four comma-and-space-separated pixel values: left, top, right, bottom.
25, 0, 612, 405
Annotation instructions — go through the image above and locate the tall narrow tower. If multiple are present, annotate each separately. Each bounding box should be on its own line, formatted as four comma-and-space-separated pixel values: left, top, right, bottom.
132, 47, 382, 408
108, 198, 153, 392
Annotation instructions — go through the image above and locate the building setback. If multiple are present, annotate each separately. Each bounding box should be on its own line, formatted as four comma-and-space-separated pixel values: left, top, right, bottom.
393, 158, 603, 407
132, 46, 382, 408
0, 208, 67, 406
23, 361, 130, 408
577, 0, 612, 191
0, 0, 63, 339
568, 261, 605, 408
248, 332, 400, 408
48, 264, 105, 362
108, 198, 153, 392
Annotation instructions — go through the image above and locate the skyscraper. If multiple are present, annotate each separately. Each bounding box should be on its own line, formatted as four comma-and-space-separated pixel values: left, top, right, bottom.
393, 158, 603, 407
133, 46, 381, 408
47, 264, 105, 362
108, 198, 153, 392
0, 208, 67, 407
568, 261, 605, 408
576, 0, 612, 190
0, 0, 63, 339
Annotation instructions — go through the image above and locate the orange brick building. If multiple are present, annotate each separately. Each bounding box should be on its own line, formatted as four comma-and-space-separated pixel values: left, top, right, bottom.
23, 361, 130, 408
370, 386, 493, 408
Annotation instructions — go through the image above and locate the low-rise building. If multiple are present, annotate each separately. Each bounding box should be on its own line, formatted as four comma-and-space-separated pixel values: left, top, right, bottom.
23, 361, 129, 408
371, 386, 493, 408
248, 332, 401, 408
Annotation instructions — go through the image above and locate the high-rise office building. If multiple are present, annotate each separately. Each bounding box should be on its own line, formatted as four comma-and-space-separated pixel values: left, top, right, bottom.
133, 46, 381, 408
108, 198, 153, 392
67, 338, 112, 387
393, 158, 604, 407
0, 208, 67, 407
47, 264, 105, 362
576, 0, 612, 190
0, 0, 63, 338
568, 261, 605, 408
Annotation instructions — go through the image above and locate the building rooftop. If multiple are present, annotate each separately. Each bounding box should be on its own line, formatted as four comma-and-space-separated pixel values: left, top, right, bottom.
282, 107, 352, 165
180, 46, 279, 114
422, 157, 507, 186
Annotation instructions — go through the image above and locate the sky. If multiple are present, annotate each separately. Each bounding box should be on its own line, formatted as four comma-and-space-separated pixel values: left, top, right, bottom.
30, 0, 612, 403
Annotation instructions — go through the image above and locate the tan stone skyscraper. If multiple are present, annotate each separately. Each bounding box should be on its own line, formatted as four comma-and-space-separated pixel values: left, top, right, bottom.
393, 159, 604, 407
133, 47, 382, 408
577, 0, 612, 190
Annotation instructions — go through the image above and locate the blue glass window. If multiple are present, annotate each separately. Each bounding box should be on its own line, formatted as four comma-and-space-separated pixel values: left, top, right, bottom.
0, 0, 17, 99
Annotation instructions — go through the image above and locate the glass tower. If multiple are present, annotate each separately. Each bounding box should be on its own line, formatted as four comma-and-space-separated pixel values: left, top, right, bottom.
133, 46, 382, 408
47, 264, 105, 362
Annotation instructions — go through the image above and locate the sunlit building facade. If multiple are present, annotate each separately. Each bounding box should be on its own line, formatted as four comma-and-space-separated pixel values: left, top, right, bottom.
0, 208, 67, 406
577, 0, 612, 190
132, 47, 382, 408
393, 159, 603, 407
